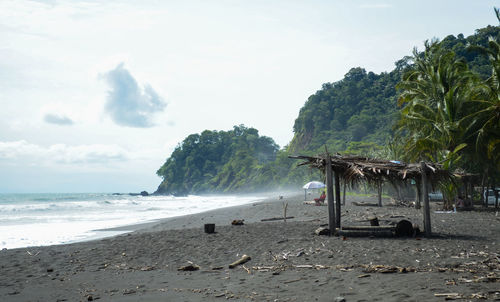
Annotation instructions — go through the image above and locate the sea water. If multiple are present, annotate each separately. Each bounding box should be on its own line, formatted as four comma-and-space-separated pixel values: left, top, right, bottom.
0, 193, 266, 249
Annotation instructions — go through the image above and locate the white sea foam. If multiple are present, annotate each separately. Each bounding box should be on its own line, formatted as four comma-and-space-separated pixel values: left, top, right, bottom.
0, 193, 265, 249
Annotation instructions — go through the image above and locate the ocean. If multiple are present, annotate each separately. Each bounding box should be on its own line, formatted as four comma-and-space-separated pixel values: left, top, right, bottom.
0, 193, 266, 249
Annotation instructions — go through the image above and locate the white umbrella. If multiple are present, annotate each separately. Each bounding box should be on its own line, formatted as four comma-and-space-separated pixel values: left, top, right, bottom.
303, 181, 325, 189
303, 181, 325, 201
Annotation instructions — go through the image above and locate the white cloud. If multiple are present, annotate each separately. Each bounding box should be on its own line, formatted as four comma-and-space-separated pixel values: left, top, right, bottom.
0, 140, 129, 165
359, 3, 392, 9
103, 63, 167, 128
44, 113, 74, 125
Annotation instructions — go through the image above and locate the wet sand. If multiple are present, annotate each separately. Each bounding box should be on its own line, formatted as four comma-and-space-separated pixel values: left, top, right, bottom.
0, 193, 499, 301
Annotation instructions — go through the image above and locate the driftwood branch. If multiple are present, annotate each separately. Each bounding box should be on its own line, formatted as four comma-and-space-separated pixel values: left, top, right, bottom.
229, 254, 251, 269
242, 265, 251, 274
261, 216, 295, 222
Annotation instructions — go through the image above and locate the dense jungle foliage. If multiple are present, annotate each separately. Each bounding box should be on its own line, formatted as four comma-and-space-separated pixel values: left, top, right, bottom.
156, 22, 500, 196
156, 125, 282, 195
395, 21, 500, 206
289, 25, 500, 155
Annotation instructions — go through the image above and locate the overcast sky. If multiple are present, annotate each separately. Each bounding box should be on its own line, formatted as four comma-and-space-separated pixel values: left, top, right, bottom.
0, 0, 498, 193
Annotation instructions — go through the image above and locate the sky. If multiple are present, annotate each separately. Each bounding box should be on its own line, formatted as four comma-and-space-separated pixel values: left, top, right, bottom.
0, 0, 498, 193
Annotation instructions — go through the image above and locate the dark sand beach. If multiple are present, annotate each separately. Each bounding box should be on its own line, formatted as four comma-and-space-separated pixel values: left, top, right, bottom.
1, 193, 499, 301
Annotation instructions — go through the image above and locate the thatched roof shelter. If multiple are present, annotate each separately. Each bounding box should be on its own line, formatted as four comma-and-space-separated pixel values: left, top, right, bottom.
290, 153, 454, 237
290, 154, 452, 187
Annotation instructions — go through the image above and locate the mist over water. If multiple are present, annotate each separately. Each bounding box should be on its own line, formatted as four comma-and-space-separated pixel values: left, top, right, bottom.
0, 193, 266, 249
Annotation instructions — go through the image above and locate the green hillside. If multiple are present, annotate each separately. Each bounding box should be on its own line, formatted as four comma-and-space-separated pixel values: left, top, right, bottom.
156, 125, 280, 195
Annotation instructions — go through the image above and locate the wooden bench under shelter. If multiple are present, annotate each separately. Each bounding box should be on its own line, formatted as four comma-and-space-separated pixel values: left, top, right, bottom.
289, 153, 453, 237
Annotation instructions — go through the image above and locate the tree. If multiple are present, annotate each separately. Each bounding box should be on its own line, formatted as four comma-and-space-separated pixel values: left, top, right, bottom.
466, 36, 500, 172
462, 12, 500, 203
156, 125, 279, 195
396, 41, 472, 163
396, 41, 474, 209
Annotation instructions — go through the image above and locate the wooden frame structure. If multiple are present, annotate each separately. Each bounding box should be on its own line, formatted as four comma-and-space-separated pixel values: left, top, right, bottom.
290, 153, 452, 237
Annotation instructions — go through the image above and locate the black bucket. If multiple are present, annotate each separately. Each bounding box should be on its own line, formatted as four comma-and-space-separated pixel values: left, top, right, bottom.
204, 223, 215, 234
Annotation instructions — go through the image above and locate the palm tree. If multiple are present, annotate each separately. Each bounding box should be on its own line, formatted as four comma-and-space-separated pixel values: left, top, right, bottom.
395, 8, 500, 208
464, 27, 500, 204
466, 37, 500, 172
396, 41, 472, 163
396, 41, 474, 209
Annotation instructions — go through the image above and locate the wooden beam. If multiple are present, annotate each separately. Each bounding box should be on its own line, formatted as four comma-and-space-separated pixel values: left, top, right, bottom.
334, 170, 341, 229
421, 161, 431, 237
326, 154, 335, 235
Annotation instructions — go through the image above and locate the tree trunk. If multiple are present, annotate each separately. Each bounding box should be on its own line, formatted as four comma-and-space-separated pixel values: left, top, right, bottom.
485, 182, 492, 208
464, 179, 468, 203
469, 180, 474, 208
391, 183, 402, 201
480, 175, 486, 207
495, 186, 499, 209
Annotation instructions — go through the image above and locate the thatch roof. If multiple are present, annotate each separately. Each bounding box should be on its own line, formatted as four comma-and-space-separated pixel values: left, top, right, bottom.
289, 154, 452, 186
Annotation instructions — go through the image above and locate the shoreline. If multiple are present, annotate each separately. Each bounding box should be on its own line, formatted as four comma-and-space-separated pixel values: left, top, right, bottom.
1, 193, 499, 301
1, 191, 284, 250
93, 191, 294, 233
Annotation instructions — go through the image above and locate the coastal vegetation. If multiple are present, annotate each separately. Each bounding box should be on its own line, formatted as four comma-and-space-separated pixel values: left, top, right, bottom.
157, 16, 500, 197
156, 125, 281, 195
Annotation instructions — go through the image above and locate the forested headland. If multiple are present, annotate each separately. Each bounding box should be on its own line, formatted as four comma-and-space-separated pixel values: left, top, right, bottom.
156, 18, 500, 197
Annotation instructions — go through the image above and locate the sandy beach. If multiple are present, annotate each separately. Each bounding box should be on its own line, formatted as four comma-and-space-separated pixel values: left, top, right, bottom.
0, 193, 499, 301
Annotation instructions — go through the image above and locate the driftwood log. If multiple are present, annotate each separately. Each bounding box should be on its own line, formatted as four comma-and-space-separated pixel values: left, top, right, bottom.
368, 216, 379, 226
338, 219, 415, 237
315, 227, 330, 236
340, 226, 395, 231
229, 254, 251, 269
177, 263, 200, 271
261, 216, 295, 222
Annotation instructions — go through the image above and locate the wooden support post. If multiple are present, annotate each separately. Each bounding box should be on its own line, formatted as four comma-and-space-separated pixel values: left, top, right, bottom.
470, 181, 474, 208
326, 154, 335, 235
334, 170, 341, 229
304, 189, 307, 201
377, 182, 382, 207
342, 180, 346, 206
415, 179, 422, 209
420, 162, 431, 237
